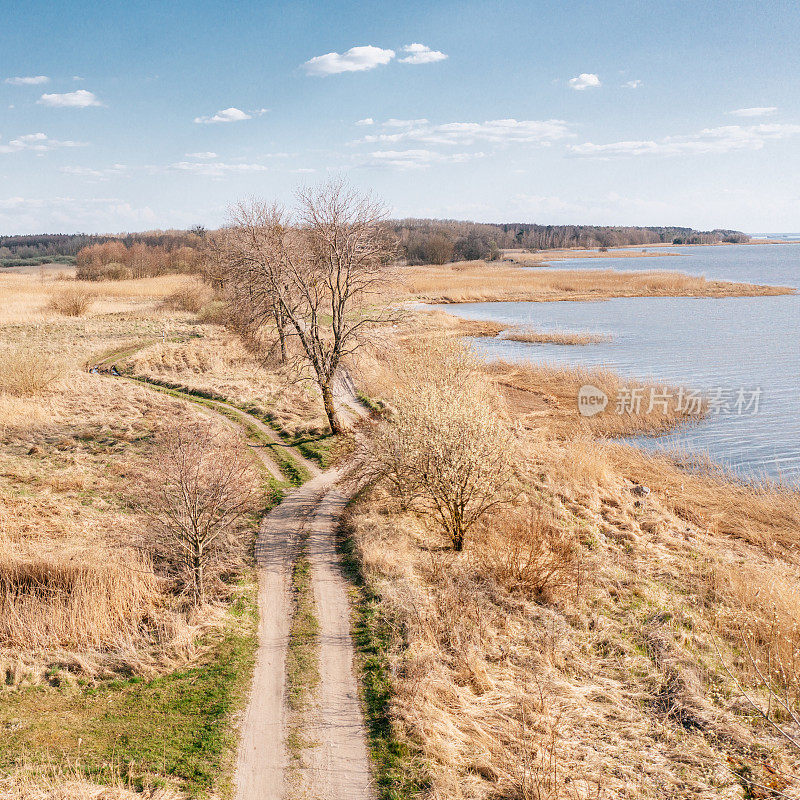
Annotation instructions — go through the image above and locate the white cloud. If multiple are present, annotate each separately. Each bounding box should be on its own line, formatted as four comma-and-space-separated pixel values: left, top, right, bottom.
170, 161, 269, 177
38, 89, 103, 108
60, 164, 127, 180
360, 149, 484, 170
568, 73, 601, 90
5, 75, 50, 85
193, 107, 251, 124
0, 132, 87, 154
568, 123, 800, 158
185, 151, 218, 159
729, 106, 778, 117
398, 43, 448, 65
355, 118, 374, 126
362, 118, 573, 146
622, 79, 642, 89
303, 45, 395, 76
0, 196, 157, 232
382, 118, 429, 128
72, 76, 84, 81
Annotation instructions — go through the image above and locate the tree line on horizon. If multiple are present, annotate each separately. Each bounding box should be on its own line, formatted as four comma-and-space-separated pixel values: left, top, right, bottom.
392, 219, 750, 264
0, 220, 749, 269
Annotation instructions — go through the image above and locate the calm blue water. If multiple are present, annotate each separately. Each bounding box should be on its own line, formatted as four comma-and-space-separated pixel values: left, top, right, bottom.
439, 243, 800, 485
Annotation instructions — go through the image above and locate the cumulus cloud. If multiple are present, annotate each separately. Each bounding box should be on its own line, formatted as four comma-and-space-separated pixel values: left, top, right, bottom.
359, 149, 484, 170
568, 73, 601, 90
38, 89, 103, 107
193, 107, 252, 124
622, 79, 642, 89
355, 118, 374, 126
361, 118, 573, 146
398, 43, 447, 65
5, 75, 49, 85
0, 132, 87, 154
729, 106, 778, 117
303, 45, 395, 76
568, 123, 800, 158
170, 161, 269, 177
185, 151, 219, 159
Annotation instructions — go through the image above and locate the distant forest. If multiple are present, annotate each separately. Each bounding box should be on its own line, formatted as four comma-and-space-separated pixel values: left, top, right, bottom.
0, 221, 749, 268
0, 229, 205, 265
392, 220, 750, 264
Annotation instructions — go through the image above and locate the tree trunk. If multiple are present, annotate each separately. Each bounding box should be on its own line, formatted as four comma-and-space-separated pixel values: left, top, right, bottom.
321, 380, 343, 434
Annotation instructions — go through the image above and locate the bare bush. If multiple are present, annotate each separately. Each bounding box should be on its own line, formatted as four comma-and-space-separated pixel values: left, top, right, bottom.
161, 281, 213, 313
144, 423, 261, 605
473, 505, 580, 601
352, 340, 516, 550
46, 286, 94, 317
0, 345, 63, 396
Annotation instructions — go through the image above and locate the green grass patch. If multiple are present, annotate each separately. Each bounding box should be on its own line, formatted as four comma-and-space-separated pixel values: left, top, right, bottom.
336, 514, 429, 799
0, 587, 259, 798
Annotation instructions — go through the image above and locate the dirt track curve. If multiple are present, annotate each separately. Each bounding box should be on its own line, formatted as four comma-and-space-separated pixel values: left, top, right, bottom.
92, 348, 372, 799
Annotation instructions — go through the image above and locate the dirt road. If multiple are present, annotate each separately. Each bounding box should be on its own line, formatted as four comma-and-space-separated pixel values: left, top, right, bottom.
236, 380, 372, 800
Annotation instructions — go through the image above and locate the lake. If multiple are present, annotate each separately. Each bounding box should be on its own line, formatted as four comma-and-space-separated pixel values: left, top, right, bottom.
438, 243, 800, 485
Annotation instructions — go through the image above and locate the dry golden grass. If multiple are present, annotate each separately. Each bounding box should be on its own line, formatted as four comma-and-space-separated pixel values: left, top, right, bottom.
0, 271, 204, 325
124, 327, 330, 436
396, 261, 794, 303
0, 548, 161, 650
0, 769, 183, 800
500, 327, 611, 345
161, 281, 214, 314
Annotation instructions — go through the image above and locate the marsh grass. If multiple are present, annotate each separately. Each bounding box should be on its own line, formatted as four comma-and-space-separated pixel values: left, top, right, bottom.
499, 328, 612, 345
0, 549, 161, 650
0, 345, 64, 396
398, 262, 793, 303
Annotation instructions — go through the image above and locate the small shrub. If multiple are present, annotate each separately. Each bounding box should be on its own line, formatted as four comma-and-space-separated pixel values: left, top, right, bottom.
46, 286, 94, 317
162, 283, 213, 314
0, 345, 63, 396
197, 299, 229, 324
474, 505, 580, 602
143, 423, 260, 605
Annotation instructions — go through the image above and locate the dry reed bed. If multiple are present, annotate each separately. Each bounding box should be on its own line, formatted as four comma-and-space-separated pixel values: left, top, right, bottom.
0, 271, 205, 324
499, 328, 611, 345
397, 261, 794, 303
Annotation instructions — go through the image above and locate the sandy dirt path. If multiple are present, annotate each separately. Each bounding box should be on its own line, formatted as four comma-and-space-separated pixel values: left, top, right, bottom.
303, 482, 373, 798
234, 474, 329, 800
236, 378, 371, 800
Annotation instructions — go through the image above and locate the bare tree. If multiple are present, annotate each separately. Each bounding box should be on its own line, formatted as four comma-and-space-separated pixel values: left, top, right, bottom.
351, 339, 516, 550
145, 424, 260, 605
224, 179, 397, 434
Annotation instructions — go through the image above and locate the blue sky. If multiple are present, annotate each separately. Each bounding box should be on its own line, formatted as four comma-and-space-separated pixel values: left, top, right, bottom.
1, 0, 799, 233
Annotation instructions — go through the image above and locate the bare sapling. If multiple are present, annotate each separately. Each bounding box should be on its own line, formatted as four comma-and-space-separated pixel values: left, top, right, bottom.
224, 178, 397, 433
144, 423, 261, 605
352, 338, 516, 550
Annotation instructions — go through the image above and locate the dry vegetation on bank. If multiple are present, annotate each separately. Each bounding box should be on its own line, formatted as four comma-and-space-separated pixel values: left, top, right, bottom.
344, 310, 800, 799
397, 261, 794, 304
